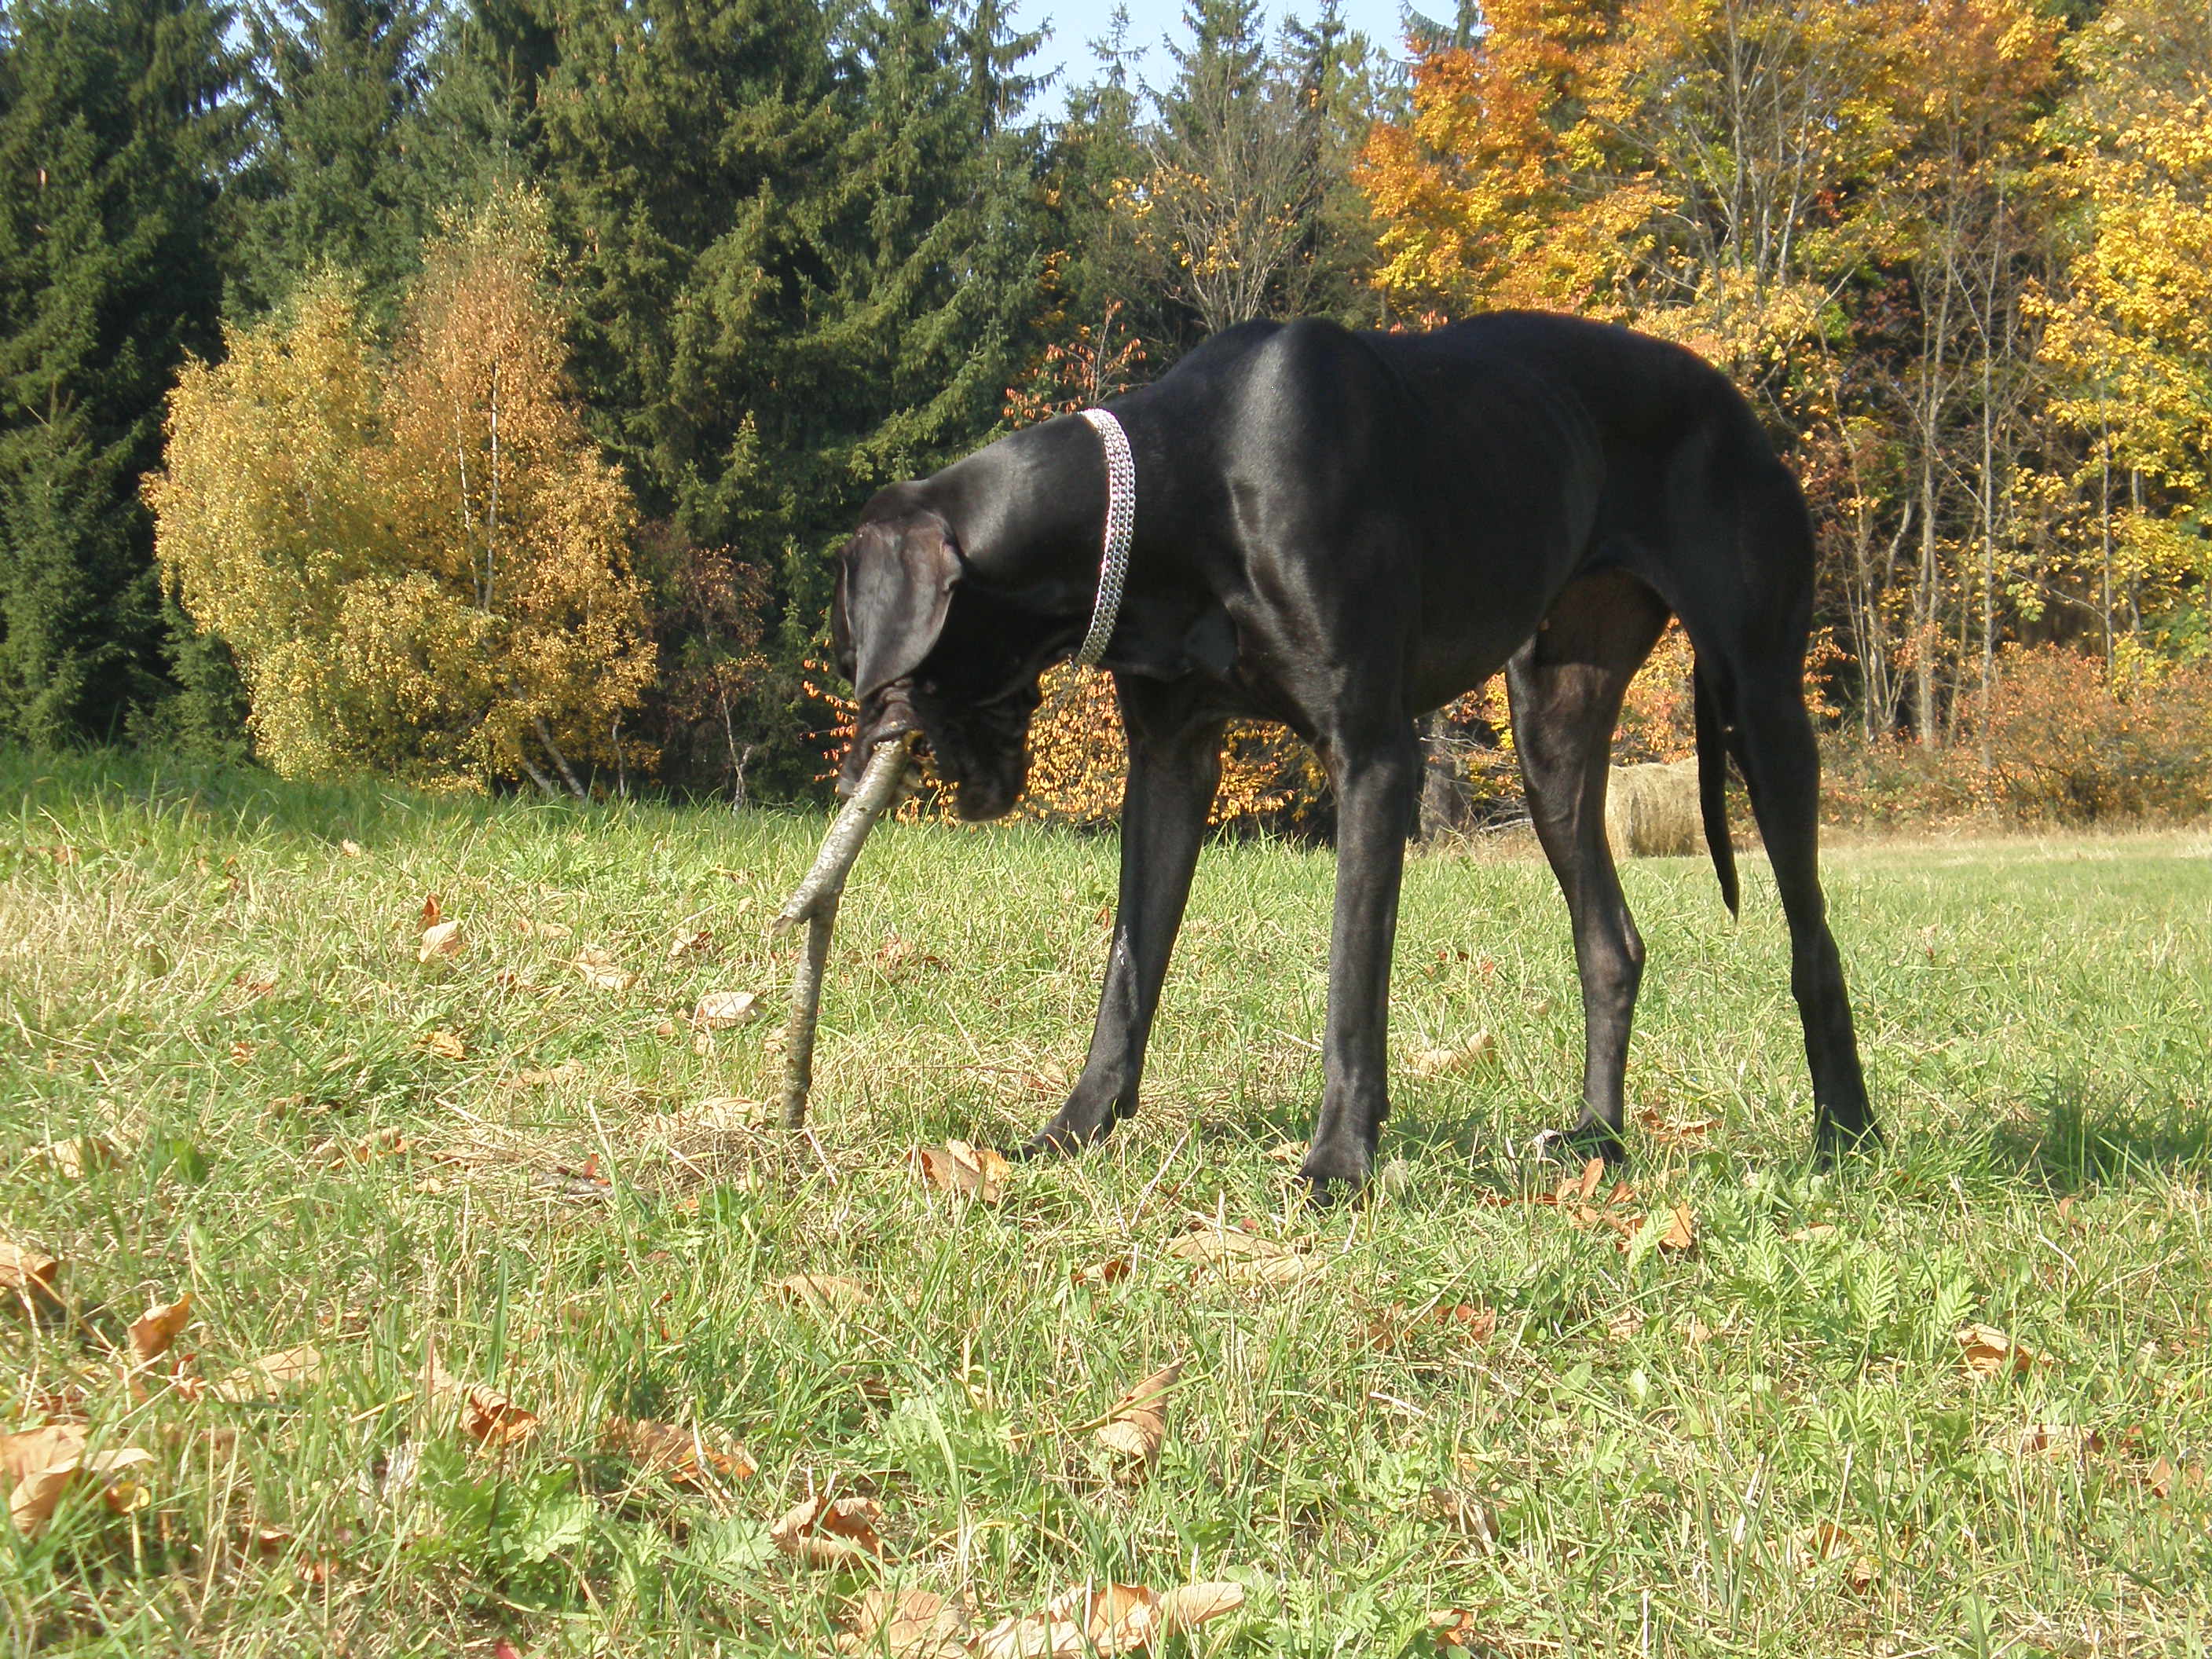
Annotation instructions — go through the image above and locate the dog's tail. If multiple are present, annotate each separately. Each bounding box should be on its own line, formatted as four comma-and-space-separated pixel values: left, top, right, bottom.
1693, 660, 1741, 918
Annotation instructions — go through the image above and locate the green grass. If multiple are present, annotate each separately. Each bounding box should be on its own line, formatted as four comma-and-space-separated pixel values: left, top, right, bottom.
4, 752, 2210, 1657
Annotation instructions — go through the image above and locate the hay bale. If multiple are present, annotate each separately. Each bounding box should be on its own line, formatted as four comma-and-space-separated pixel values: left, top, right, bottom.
1605, 759, 1701, 858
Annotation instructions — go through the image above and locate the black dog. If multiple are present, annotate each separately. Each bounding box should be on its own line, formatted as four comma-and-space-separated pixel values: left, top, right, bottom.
833, 311, 1874, 1196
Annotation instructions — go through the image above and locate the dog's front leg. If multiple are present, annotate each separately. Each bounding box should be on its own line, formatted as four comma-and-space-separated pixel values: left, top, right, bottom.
1027, 679, 1225, 1157
1299, 723, 1420, 1199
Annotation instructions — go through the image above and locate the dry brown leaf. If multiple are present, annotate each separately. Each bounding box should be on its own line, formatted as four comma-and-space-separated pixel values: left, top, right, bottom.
31, 1126, 137, 1179
838, 1588, 971, 1658
1047, 1584, 1163, 1656
1168, 1224, 1286, 1267
211, 1345, 323, 1402
418, 1027, 467, 1060
2018, 1423, 2101, 1459
4, 1425, 154, 1536
971, 1613, 1082, 1659
1571, 1157, 1608, 1203
668, 927, 714, 961
418, 918, 462, 962
129, 1293, 192, 1366
771, 1492, 887, 1566
909, 1141, 1009, 1204
1429, 1487, 1500, 1550
1157, 1581, 1246, 1635
1633, 1106, 1716, 1144
1684, 1317, 1717, 1348
1786, 1224, 1839, 1243
1073, 1254, 1133, 1289
1407, 1032, 1496, 1079
1093, 1361, 1181, 1476
1, 1239, 60, 1309
770, 1274, 873, 1316
339, 839, 364, 858
1606, 1310, 1646, 1341
1260, 1141, 1306, 1164
692, 990, 760, 1029
428, 1365, 537, 1448
1225, 1251, 1324, 1288
601, 1417, 754, 1487
1635, 1203, 1697, 1254
1958, 1323, 2042, 1380
1793, 1522, 1879, 1591
1428, 1610, 1486, 1649
575, 949, 636, 994
668, 1096, 767, 1135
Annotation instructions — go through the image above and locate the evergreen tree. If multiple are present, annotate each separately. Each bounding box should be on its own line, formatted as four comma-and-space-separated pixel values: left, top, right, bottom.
234, 0, 435, 317
0, 0, 244, 749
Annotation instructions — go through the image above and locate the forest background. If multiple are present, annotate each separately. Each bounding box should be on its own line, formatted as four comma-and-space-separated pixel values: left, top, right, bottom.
2, 0, 2208, 830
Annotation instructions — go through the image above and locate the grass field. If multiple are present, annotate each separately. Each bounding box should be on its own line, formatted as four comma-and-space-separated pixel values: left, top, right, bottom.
5, 753, 2210, 1657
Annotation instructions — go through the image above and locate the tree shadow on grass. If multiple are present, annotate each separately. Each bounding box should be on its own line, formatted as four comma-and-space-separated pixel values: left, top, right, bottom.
1987, 1080, 2212, 1192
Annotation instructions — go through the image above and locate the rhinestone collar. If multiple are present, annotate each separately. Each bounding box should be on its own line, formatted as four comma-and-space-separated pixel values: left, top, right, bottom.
1073, 408, 1134, 668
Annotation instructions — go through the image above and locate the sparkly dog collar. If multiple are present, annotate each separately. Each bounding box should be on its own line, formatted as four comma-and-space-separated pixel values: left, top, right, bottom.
1074, 408, 1134, 668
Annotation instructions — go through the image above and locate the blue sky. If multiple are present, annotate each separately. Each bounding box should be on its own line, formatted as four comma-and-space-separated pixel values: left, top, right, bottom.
1016, 0, 1419, 108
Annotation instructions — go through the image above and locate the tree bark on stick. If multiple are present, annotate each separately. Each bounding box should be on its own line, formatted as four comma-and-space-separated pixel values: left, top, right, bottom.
771, 732, 915, 1130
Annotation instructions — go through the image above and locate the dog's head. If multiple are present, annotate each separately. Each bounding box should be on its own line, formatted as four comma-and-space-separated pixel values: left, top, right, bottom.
832, 506, 1061, 821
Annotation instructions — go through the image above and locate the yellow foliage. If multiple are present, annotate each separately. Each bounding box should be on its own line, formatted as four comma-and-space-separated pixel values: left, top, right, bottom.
150, 193, 654, 792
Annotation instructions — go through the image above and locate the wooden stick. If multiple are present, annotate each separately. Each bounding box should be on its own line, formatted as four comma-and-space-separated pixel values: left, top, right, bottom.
772, 732, 915, 1130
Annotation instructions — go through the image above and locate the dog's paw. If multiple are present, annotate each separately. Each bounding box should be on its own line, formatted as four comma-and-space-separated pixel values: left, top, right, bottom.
1294, 1141, 1373, 1207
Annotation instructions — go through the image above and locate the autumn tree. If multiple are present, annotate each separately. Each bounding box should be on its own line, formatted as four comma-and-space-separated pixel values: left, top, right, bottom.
150, 193, 654, 792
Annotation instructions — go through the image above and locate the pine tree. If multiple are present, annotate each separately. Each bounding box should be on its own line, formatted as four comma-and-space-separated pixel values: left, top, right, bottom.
0, 0, 244, 749
234, 0, 435, 317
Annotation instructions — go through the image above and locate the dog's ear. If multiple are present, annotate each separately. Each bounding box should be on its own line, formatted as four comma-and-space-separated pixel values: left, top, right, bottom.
842, 513, 962, 700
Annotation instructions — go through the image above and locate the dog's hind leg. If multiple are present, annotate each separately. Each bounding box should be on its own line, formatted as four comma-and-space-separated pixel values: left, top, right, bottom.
1507, 570, 1672, 1159
1682, 458, 1877, 1156
1707, 653, 1877, 1155
1026, 677, 1226, 1158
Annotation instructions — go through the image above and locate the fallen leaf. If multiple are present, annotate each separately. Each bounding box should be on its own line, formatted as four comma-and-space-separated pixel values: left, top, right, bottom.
2017, 1423, 2101, 1459
129, 1293, 192, 1366
875, 936, 947, 974
1571, 1157, 1608, 1204
1429, 1487, 1500, 1550
1260, 1141, 1306, 1164
3, 1425, 154, 1536
1786, 1224, 1838, 1243
1957, 1323, 2042, 1380
1093, 1361, 1181, 1476
1428, 1610, 1485, 1649
428, 1365, 537, 1448
971, 1613, 1081, 1659
692, 990, 760, 1029
771, 1274, 873, 1316
1157, 1581, 1245, 1635
339, 839, 364, 858
417, 1027, 467, 1060
211, 1345, 323, 1402
418, 915, 462, 969
667, 1096, 767, 1134
517, 917, 573, 939
1407, 1032, 1496, 1079
602, 1417, 755, 1487
1607, 1310, 1646, 1341
1072, 1254, 1132, 1289
839, 1588, 971, 1658
1633, 1106, 1716, 1144
909, 1141, 1009, 1204
668, 928, 714, 961
510, 1060, 581, 1088
1637, 1203, 1696, 1254
1684, 1317, 1717, 1348
419, 894, 442, 929
1168, 1224, 1286, 1267
31, 1126, 137, 1179
1226, 1251, 1324, 1288
771, 1492, 887, 1566
575, 949, 635, 994
1, 1239, 60, 1309
1793, 1521, 1878, 1591
1047, 1584, 1163, 1656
